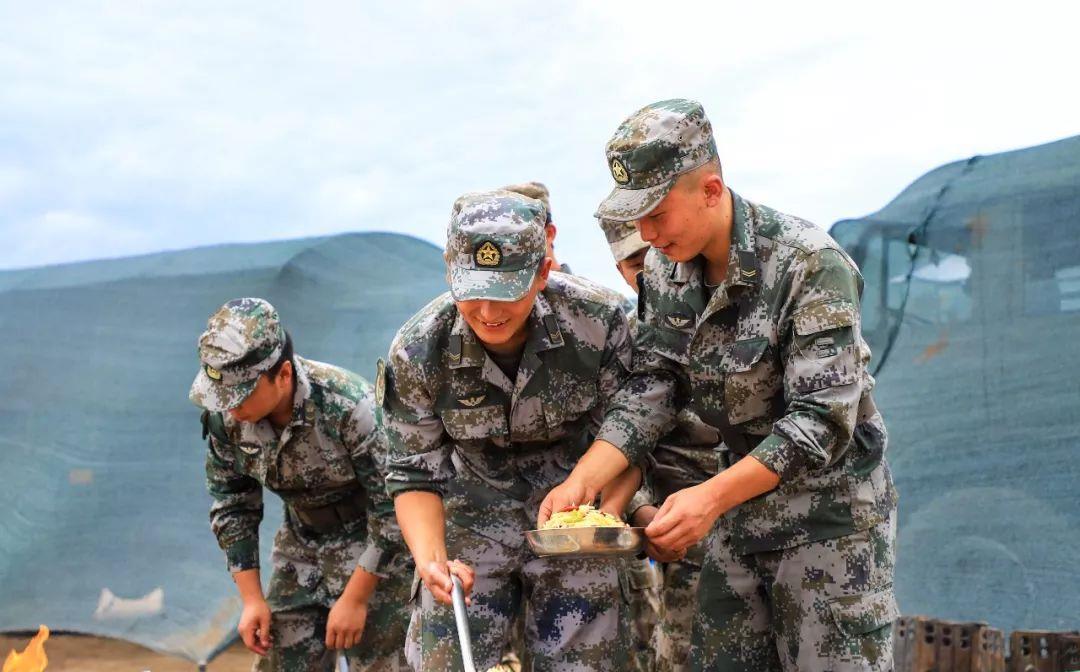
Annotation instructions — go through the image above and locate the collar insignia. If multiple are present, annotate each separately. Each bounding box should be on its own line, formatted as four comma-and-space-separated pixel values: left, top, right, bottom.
741, 267, 757, 279
458, 395, 485, 407
611, 158, 630, 185
475, 241, 502, 267
205, 364, 222, 381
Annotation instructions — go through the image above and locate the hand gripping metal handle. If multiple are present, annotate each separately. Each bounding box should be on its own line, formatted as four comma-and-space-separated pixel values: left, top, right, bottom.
451, 574, 477, 672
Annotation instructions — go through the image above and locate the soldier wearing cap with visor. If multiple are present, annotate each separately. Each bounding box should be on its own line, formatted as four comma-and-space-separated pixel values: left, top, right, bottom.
599, 216, 725, 672
541, 99, 898, 671
190, 298, 411, 671
381, 190, 670, 672
501, 181, 662, 672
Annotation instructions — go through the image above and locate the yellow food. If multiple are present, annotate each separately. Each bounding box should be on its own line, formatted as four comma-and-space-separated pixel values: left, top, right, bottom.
541, 505, 627, 530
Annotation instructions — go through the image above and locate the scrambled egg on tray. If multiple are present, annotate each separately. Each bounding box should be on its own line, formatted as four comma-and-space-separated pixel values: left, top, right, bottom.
541, 504, 627, 530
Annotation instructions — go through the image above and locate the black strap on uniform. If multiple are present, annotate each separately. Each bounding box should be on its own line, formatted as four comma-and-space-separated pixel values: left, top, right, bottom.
542, 314, 563, 344
290, 488, 369, 534
200, 410, 230, 446
448, 334, 463, 363
636, 270, 647, 320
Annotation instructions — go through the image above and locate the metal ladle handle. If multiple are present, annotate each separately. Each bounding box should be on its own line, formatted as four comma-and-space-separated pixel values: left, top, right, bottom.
451, 574, 477, 672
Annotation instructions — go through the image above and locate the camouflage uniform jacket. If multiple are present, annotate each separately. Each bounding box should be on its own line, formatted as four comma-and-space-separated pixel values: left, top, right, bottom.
635, 191, 898, 554
625, 311, 724, 518
383, 271, 668, 547
205, 356, 403, 576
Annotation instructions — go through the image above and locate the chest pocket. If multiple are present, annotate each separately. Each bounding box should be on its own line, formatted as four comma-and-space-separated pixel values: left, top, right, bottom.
720, 336, 780, 425
790, 300, 860, 394
441, 405, 508, 441
649, 321, 693, 366
230, 442, 270, 483
542, 379, 599, 433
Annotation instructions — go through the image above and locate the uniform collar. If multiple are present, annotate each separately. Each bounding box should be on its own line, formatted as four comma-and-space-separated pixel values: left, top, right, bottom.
670, 190, 759, 289
662, 190, 761, 323
288, 356, 316, 427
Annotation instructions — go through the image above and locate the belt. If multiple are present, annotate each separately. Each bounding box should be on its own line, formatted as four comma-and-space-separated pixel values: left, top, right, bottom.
289, 488, 368, 534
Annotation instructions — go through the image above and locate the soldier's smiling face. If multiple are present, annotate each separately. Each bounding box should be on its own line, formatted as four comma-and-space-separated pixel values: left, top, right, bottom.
457, 259, 552, 354
636, 164, 726, 263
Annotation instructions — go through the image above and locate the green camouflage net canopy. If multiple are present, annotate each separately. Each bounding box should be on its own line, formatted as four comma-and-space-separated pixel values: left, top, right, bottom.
0, 232, 446, 664
831, 135, 1080, 633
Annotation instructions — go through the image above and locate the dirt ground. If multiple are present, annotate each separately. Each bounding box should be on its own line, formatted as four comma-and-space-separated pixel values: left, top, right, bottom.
0, 633, 254, 671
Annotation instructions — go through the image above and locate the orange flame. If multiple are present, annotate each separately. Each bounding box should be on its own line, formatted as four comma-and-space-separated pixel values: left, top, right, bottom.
2, 625, 49, 672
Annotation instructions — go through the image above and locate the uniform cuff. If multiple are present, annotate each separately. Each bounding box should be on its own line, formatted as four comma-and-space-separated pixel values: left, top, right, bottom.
356, 542, 393, 578
386, 481, 444, 498
223, 536, 260, 573
596, 416, 652, 465
628, 488, 656, 521
749, 434, 809, 482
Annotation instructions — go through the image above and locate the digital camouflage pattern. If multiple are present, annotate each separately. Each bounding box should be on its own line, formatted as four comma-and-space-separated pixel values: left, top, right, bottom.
624, 313, 723, 672
635, 190, 897, 555
623, 558, 662, 672
691, 515, 898, 671
594, 207, 722, 672
383, 268, 671, 671
596, 99, 717, 222
598, 217, 648, 262
446, 191, 549, 302
630, 189, 898, 670
653, 544, 707, 672
202, 356, 411, 671
502, 181, 551, 219
411, 522, 628, 672
189, 297, 287, 412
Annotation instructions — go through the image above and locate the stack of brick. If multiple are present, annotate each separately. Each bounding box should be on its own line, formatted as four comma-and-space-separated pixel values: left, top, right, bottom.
1007, 630, 1080, 672
893, 617, 1006, 672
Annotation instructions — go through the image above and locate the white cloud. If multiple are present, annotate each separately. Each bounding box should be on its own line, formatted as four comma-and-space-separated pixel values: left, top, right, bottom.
0, 0, 1077, 293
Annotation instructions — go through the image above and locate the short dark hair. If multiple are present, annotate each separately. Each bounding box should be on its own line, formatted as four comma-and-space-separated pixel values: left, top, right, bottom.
267, 330, 294, 382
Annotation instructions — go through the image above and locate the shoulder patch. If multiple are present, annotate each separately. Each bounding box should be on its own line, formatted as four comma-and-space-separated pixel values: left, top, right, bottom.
375, 358, 387, 407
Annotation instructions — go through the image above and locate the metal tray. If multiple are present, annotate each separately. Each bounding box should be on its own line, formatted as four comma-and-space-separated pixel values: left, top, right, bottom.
525, 526, 646, 558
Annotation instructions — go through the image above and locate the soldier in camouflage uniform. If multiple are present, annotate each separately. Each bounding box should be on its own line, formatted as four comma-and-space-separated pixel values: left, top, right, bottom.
503, 181, 661, 672
189, 298, 411, 672
542, 99, 899, 671
599, 217, 723, 672
382, 190, 667, 672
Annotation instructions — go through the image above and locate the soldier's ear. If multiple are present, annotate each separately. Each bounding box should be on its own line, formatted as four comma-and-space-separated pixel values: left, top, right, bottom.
536, 257, 554, 290
276, 360, 293, 387
702, 173, 725, 206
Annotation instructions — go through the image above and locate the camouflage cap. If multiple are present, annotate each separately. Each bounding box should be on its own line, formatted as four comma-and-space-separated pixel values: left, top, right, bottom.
446, 190, 547, 302
501, 181, 551, 220
595, 98, 718, 222
188, 297, 286, 411
598, 217, 648, 261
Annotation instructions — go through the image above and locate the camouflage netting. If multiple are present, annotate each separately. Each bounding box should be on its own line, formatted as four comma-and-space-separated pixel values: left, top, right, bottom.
0, 232, 446, 663
831, 135, 1080, 634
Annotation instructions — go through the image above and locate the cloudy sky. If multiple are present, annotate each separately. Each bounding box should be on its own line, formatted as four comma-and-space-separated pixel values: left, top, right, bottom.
1, 1, 1078, 291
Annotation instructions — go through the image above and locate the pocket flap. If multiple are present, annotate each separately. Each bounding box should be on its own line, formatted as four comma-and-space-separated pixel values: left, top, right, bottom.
626, 561, 660, 591
828, 587, 899, 637
793, 300, 858, 336
441, 405, 507, 440
720, 337, 769, 373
